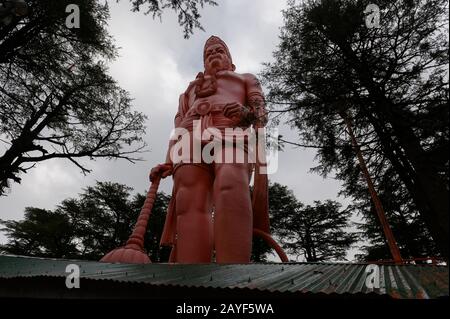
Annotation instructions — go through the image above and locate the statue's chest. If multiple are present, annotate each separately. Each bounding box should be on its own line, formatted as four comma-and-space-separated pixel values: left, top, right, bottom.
189, 75, 246, 106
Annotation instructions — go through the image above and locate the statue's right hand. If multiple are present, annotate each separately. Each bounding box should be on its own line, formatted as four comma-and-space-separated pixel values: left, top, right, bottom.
150, 163, 173, 182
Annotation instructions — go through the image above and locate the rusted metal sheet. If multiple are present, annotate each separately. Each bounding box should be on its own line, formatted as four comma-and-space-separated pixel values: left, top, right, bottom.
0, 255, 447, 299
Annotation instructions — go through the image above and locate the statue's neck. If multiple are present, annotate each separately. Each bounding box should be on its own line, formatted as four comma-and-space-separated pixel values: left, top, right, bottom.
205, 66, 233, 77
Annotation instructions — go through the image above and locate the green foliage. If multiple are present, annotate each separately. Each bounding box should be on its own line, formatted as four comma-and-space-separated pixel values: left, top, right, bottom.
252, 183, 357, 262
0, 1, 147, 194
280, 199, 357, 262
262, 0, 449, 258
127, 0, 217, 38
0, 207, 78, 258
0, 181, 171, 261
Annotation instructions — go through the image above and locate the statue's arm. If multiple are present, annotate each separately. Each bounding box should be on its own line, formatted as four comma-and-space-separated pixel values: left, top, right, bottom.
151, 94, 187, 181
164, 94, 185, 165
244, 74, 268, 127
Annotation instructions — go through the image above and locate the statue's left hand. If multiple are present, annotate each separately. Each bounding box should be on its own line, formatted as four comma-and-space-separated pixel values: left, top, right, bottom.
149, 163, 173, 182
223, 102, 251, 125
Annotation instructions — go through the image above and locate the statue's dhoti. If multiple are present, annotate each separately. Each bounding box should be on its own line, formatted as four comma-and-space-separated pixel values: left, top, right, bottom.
160, 101, 269, 253
172, 100, 255, 175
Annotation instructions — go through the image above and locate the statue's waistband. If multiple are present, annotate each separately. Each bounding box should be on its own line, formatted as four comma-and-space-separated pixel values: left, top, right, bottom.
187, 101, 227, 117
180, 102, 232, 132
179, 101, 252, 135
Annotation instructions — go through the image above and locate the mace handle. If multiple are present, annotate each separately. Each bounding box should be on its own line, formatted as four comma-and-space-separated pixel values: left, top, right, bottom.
125, 175, 161, 249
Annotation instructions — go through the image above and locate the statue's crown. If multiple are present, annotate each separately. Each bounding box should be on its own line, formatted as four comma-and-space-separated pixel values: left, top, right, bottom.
203, 36, 232, 62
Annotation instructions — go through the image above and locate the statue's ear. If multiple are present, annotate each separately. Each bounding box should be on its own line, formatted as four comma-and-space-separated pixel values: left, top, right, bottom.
231, 64, 236, 71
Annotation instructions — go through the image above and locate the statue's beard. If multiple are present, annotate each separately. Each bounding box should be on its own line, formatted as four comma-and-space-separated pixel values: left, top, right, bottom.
205, 57, 232, 75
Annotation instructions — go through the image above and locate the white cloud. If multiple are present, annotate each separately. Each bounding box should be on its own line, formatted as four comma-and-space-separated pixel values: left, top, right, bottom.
0, 159, 87, 220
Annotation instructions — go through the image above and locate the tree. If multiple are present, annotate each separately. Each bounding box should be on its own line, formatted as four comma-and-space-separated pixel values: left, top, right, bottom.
126, 0, 217, 39
0, 181, 171, 261
0, 1, 217, 41
0, 0, 217, 195
279, 199, 356, 262
0, 1, 146, 195
352, 165, 439, 262
0, 207, 78, 258
261, 0, 449, 257
252, 183, 357, 262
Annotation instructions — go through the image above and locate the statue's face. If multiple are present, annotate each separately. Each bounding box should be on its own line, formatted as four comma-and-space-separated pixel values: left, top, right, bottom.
204, 43, 232, 73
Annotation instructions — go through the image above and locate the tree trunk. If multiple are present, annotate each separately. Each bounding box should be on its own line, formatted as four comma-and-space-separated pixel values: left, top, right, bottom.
304, 230, 315, 262
340, 112, 403, 264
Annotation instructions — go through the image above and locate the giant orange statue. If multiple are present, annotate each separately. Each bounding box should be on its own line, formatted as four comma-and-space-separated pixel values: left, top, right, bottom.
100, 36, 288, 264
150, 36, 270, 263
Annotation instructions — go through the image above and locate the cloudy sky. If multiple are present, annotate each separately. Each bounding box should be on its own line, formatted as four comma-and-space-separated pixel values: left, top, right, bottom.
1, 0, 358, 259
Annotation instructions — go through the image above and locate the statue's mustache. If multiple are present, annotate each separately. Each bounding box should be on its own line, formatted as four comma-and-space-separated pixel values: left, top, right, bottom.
208, 54, 223, 63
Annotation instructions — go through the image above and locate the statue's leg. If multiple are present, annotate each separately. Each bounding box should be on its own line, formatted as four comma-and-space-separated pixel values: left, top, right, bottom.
174, 164, 214, 263
213, 162, 252, 263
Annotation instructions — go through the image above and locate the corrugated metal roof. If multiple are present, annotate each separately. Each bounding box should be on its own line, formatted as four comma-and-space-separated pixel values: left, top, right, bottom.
0, 254, 447, 299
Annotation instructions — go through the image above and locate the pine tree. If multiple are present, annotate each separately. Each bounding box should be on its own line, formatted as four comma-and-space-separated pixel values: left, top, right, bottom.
261, 0, 449, 257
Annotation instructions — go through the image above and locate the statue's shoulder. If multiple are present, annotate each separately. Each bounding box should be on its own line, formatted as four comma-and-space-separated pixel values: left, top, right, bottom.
217, 71, 258, 83
183, 78, 200, 96
241, 73, 262, 88
241, 72, 259, 81
241, 73, 263, 92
